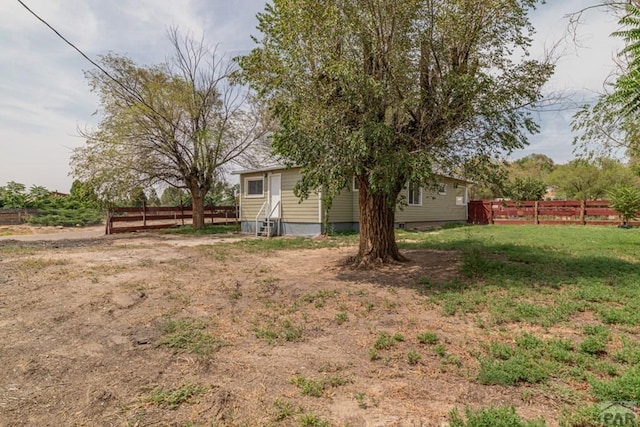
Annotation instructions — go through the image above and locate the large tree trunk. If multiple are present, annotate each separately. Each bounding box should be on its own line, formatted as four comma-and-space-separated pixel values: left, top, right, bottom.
355, 179, 406, 265
190, 186, 206, 229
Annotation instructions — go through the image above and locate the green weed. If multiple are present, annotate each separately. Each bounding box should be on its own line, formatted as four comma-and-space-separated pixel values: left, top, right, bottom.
449, 405, 545, 427
417, 332, 439, 345
335, 311, 348, 324
407, 350, 422, 365
272, 398, 299, 421
374, 332, 404, 350
147, 382, 208, 409
298, 413, 330, 427
590, 365, 640, 402
290, 374, 349, 398
254, 319, 304, 345
158, 317, 222, 356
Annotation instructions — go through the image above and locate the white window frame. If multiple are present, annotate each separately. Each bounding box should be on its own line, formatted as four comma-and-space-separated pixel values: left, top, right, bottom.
407, 182, 422, 206
456, 186, 467, 206
352, 176, 359, 191
244, 177, 264, 198
438, 183, 447, 195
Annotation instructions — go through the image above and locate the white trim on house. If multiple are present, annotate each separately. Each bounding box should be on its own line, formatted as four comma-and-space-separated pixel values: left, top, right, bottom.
269, 173, 282, 218
244, 177, 265, 198
438, 183, 447, 195
318, 189, 322, 223
352, 176, 359, 191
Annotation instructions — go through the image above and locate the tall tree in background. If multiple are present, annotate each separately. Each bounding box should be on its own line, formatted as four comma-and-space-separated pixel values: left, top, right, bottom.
547, 158, 639, 200
241, 0, 553, 263
72, 29, 268, 228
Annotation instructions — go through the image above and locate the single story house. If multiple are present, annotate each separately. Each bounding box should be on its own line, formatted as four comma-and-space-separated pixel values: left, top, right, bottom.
232, 166, 471, 236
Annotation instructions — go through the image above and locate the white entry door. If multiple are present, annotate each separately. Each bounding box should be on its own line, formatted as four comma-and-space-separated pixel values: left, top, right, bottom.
269, 174, 281, 218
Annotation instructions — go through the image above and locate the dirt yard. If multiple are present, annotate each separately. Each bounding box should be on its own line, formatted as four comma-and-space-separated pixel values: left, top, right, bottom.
0, 230, 560, 426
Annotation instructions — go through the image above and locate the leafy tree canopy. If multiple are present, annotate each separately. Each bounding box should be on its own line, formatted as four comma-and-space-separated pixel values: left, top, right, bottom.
503, 177, 547, 201
241, 0, 553, 262
548, 157, 639, 200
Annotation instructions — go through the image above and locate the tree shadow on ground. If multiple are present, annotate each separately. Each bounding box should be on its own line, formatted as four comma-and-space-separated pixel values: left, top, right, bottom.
334, 239, 639, 295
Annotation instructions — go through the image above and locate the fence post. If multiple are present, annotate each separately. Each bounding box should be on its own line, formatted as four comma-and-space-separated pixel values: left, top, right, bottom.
105, 211, 111, 235
212, 203, 216, 225
142, 200, 147, 228
488, 201, 494, 224
534, 201, 539, 225
580, 200, 585, 225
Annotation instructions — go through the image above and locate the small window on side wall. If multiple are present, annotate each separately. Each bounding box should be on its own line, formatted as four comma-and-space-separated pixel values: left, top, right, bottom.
408, 182, 422, 206
438, 183, 447, 195
245, 177, 264, 197
456, 186, 467, 205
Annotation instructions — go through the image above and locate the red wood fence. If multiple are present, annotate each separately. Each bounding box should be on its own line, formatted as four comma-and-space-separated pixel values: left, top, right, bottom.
468, 200, 639, 226
106, 205, 238, 234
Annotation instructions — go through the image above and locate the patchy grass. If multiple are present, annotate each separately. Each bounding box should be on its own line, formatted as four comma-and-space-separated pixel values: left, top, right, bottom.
161, 224, 240, 235
5, 224, 640, 425
157, 317, 223, 356
290, 374, 350, 398
254, 318, 305, 345
417, 331, 439, 345
397, 226, 640, 411
146, 382, 208, 409
448, 405, 545, 427
298, 412, 331, 427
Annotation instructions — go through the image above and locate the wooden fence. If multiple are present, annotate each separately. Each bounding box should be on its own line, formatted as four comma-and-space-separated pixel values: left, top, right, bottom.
468, 200, 639, 226
106, 205, 238, 234
0, 209, 37, 225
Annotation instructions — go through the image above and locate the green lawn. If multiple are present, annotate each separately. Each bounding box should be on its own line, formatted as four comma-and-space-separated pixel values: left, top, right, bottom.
395, 225, 640, 425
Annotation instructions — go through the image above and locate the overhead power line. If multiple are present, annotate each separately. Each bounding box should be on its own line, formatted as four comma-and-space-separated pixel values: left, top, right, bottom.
16, 0, 167, 121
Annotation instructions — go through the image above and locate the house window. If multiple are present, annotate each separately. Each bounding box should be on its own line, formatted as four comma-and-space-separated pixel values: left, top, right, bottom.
245, 177, 264, 197
408, 182, 422, 206
456, 186, 467, 206
353, 177, 359, 191
438, 183, 447, 195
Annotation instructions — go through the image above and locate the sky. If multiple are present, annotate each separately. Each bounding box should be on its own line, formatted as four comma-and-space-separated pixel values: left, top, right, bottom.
0, 0, 626, 192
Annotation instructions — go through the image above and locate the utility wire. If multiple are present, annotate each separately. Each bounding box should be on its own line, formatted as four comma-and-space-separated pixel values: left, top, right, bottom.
17, 0, 169, 123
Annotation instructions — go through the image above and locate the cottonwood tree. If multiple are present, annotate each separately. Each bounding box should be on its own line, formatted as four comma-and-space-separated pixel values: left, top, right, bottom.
72, 29, 268, 228
240, 0, 553, 264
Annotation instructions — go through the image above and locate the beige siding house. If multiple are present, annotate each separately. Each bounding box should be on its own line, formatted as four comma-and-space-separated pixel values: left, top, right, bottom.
233, 166, 470, 236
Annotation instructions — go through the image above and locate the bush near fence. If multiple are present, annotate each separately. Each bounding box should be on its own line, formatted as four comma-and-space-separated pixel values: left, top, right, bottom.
468, 200, 637, 226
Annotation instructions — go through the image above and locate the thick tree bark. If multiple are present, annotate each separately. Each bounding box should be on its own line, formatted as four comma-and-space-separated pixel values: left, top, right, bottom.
355, 178, 406, 265
190, 186, 207, 229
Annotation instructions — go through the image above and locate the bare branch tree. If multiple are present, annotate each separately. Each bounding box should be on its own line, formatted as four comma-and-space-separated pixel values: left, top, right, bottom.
72, 29, 270, 226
